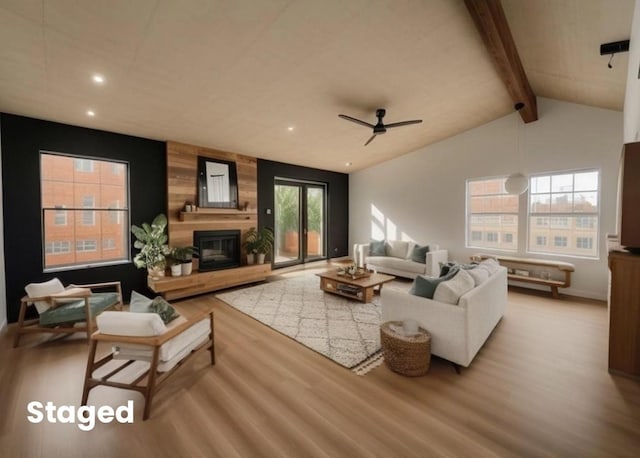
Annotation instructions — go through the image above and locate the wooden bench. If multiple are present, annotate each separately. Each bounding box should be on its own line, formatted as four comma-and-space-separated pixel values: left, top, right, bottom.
472, 254, 575, 298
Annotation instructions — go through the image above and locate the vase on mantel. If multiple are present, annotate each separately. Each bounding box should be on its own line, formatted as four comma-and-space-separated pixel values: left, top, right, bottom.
257, 253, 266, 264
247, 253, 255, 265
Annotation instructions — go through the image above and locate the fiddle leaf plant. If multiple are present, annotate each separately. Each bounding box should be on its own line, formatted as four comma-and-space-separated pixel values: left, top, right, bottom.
131, 213, 170, 270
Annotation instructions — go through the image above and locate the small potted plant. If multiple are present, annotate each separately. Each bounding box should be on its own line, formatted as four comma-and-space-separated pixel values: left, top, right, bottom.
243, 227, 259, 265
166, 251, 182, 277
172, 246, 198, 275
131, 213, 170, 279
254, 227, 274, 265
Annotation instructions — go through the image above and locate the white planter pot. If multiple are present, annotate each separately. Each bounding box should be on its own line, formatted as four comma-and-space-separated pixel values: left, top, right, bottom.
181, 262, 193, 276
246, 253, 255, 265
170, 264, 182, 276
256, 253, 266, 264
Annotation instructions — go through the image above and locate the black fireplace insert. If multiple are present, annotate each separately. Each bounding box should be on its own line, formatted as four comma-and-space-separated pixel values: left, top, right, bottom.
193, 229, 240, 272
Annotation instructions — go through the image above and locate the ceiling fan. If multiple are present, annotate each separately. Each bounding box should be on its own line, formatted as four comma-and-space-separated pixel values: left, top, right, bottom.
338, 108, 423, 146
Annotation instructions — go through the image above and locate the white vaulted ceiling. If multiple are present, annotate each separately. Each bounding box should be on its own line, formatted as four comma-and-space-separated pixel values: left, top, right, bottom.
0, 0, 634, 172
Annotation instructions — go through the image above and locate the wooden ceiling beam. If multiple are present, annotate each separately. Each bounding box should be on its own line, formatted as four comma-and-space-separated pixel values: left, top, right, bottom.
465, 0, 538, 123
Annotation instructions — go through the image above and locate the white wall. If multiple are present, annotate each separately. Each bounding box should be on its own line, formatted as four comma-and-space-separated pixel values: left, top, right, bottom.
0, 121, 6, 333
624, 0, 640, 143
350, 98, 623, 300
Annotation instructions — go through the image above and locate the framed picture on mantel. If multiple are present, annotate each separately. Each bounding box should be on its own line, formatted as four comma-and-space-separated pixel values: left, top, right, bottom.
197, 156, 239, 209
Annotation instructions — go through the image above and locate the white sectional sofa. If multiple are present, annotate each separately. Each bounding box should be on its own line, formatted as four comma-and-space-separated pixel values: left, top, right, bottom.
381, 265, 507, 367
353, 240, 448, 279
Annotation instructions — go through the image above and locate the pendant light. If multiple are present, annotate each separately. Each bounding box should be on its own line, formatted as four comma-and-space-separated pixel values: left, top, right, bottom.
505, 103, 529, 195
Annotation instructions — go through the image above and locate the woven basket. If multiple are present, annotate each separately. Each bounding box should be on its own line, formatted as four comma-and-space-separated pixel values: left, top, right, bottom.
380, 321, 431, 376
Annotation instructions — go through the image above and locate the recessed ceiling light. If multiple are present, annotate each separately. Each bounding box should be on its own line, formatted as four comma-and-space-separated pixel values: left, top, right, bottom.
92, 74, 105, 84
345, 162, 352, 166
86, 110, 95, 117
287, 126, 294, 131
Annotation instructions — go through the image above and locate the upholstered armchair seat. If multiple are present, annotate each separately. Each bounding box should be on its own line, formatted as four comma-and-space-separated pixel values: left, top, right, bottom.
39, 292, 121, 327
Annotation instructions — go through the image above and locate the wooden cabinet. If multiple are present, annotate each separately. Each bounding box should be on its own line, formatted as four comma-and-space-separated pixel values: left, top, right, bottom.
608, 252, 640, 379
621, 142, 640, 249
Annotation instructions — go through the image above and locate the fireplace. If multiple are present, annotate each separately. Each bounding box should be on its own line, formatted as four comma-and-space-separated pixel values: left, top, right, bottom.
194, 230, 240, 272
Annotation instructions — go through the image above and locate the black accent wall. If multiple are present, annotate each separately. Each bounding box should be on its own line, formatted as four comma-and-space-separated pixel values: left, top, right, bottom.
257, 159, 349, 263
1, 113, 166, 322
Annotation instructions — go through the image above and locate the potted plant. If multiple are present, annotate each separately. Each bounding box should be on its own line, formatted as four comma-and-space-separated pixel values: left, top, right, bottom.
254, 227, 274, 264
242, 227, 259, 265
172, 246, 198, 275
167, 254, 182, 277
131, 213, 170, 279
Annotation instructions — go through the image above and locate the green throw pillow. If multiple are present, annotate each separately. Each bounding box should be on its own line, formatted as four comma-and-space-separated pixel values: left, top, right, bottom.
409, 275, 443, 299
149, 297, 180, 324
410, 244, 430, 264
369, 240, 386, 256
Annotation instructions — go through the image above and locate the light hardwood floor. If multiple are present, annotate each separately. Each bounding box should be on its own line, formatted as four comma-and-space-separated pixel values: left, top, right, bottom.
1, 272, 639, 457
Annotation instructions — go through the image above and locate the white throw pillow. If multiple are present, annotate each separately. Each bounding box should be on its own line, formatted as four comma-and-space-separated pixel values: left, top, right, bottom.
385, 240, 410, 259
97, 311, 167, 337
468, 267, 490, 286
130, 290, 153, 313
479, 258, 500, 276
25, 278, 65, 314
433, 270, 475, 305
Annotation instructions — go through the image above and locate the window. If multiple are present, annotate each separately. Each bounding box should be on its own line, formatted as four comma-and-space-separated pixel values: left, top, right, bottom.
554, 236, 568, 247
576, 237, 593, 249
504, 233, 514, 243
54, 205, 67, 225
45, 241, 71, 254
528, 170, 599, 257
76, 240, 97, 252
74, 158, 93, 172
466, 177, 518, 250
575, 216, 596, 229
109, 201, 121, 224
82, 196, 95, 225
536, 236, 547, 246
41, 152, 130, 270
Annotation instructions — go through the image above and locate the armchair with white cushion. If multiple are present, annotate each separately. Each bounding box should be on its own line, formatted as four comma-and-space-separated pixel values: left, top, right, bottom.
82, 303, 214, 420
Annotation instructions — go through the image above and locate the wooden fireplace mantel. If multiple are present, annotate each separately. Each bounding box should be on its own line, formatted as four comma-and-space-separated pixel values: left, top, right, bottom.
148, 264, 271, 301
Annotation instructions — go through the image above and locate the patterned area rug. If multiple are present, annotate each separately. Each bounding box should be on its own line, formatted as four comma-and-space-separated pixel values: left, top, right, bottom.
216, 274, 382, 371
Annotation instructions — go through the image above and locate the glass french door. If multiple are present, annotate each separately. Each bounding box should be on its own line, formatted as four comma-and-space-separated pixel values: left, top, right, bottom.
274, 179, 326, 267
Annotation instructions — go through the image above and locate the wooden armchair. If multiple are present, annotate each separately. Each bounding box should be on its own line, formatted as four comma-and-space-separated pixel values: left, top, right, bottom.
82, 306, 214, 420
13, 278, 123, 348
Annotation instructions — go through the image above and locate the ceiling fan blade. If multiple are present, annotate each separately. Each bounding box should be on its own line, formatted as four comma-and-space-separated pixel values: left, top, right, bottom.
384, 120, 423, 129
339, 114, 375, 129
364, 134, 377, 146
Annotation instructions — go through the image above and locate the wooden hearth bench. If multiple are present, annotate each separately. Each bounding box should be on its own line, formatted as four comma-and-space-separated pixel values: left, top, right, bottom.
148, 264, 271, 300
472, 254, 575, 299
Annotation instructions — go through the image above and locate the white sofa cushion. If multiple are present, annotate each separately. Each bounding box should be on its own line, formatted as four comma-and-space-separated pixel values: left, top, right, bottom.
433, 269, 475, 305
25, 278, 65, 314
385, 240, 410, 258
468, 267, 490, 286
479, 258, 501, 275
367, 256, 426, 275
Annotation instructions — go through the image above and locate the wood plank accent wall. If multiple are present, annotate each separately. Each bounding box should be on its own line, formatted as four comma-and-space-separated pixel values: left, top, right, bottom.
166, 141, 258, 269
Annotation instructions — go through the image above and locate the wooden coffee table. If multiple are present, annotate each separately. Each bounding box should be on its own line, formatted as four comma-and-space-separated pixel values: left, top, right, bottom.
316, 270, 395, 303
